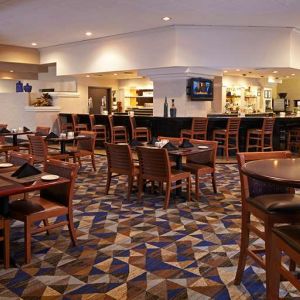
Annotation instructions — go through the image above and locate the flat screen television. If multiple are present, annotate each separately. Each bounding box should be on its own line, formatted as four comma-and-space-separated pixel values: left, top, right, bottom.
187, 78, 214, 101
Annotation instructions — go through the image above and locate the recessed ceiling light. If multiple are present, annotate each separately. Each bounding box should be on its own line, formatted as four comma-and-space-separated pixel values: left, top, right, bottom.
223, 70, 228, 73
291, 73, 295, 76
85, 75, 90, 78
260, 75, 264, 78
162, 16, 171, 21
235, 69, 240, 72
113, 73, 118, 76
9, 70, 14, 73
273, 70, 278, 74
286, 76, 290, 78
85, 32, 92, 36
31, 42, 37, 46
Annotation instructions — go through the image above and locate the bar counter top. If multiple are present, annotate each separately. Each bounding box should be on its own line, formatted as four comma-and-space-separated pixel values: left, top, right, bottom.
59, 113, 300, 151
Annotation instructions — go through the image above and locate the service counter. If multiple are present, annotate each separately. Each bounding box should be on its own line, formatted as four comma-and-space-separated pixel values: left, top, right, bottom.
59, 113, 300, 151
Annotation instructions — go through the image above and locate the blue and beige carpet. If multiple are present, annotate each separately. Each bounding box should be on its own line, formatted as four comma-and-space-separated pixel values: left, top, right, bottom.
0, 155, 298, 299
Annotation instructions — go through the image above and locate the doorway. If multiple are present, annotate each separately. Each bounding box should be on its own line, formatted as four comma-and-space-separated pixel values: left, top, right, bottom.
88, 87, 112, 114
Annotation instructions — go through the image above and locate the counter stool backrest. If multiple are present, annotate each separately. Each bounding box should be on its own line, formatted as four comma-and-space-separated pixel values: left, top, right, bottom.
227, 117, 241, 132
36, 126, 50, 135
262, 118, 275, 133
89, 114, 96, 128
137, 147, 171, 181
129, 116, 137, 130
192, 117, 208, 132
108, 115, 114, 131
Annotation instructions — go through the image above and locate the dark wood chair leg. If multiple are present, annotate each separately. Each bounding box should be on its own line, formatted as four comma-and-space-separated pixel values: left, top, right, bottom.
234, 211, 251, 285
43, 219, 50, 235
211, 172, 217, 193
164, 181, 171, 209
4, 219, 10, 269
67, 213, 77, 246
105, 172, 112, 195
127, 175, 133, 200
137, 177, 143, 201
91, 154, 96, 171
186, 177, 191, 202
195, 173, 199, 201
25, 219, 31, 264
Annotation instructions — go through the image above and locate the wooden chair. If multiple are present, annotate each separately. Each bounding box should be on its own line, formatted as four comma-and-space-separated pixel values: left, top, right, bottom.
0, 124, 19, 161
180, 117, 208, 140
105, 143, 139, 200
9, 159, 79, 264
0, 217, 10, 268
129, 116, 151, 142
136, 147, 191, 209
234, 151, 300, 287
268, 225, 300, 299
108, 115, 128, 143
246, 118, 275, 151
67, 131, 97, 171
58, 114, 73, 133
72, 114, 88, 133
28, 135, 69, 164
182, 140, 218, 200
89, 114, 107, 144
35, 126, 51, 135
213, 117, 240, 161
287, 128, 300, 153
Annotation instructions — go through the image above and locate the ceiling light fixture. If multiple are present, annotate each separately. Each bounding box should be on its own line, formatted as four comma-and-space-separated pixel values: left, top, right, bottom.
162, 16, 171, 21
31, 42, 37, 46
223, 70, 228, 73
291, 73, 295, 76
235, 69, 240, 72
86, 75, 90, 78
286, 76, 290, 78
113, 73, 118, 76
9, 70, 14, 73
85, 32, 92, 36
273, 70, 278, 74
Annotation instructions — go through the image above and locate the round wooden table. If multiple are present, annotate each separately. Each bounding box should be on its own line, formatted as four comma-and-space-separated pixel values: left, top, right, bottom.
242, 157, 300, 188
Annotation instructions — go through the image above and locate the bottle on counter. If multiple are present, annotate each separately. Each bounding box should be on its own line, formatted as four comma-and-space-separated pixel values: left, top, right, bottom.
170, 99, 177, 117
163, 97, 168, 117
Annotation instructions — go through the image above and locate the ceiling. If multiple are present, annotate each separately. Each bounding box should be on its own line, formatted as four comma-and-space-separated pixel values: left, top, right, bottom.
1, 0, 300, 48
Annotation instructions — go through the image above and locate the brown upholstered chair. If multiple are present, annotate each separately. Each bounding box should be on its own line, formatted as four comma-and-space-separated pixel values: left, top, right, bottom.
180, 117, 208, 140
105, 143, 139, 200
213, 117, 240, 161
136, 147, 191, 209
267, 225, 300, 299
129, 116, 151, 142
9, 159, 79, 264
58, 114, 73, 133
182, 139, 218, 199
108, 114, 128, 143
72, 114, 88, 133
28, 135, 69, 164
89, 114, 107, 143
234, 151, 300, 287
246, 117, 275, 151
0, 217, 9, 268
67, 131, 97, 171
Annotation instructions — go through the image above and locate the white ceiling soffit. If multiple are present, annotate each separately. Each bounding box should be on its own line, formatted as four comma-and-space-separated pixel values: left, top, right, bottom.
1, 0, 300, 48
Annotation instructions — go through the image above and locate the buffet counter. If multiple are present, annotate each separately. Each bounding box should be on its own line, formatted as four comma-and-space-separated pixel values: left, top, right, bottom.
59, 113, 300, 151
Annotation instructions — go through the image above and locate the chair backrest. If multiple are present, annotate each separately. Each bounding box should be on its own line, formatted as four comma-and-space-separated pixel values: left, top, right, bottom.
58, 114, 73, 132
227, 117, 241, 132
237, 151, 292, 202
0, 124, 8, 144
262, 118, 275, 133
108, 115, 114, 132
129, 116, 136, 131
9, 151, 33, 166
187, 139, 218, 167
41, 159, 78, 208
77, 131, 97, 152
28, 135, 48, 162
0, 124, 7, 129
137, 146, 171, 181
158, 136, 183, 144
36, 126, 50, 135
89, 114, 95, 128
192, 117, 208, 132
105, 142, 135, 174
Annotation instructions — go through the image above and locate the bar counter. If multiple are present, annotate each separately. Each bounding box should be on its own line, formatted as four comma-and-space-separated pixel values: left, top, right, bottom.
59, 113, 300, 151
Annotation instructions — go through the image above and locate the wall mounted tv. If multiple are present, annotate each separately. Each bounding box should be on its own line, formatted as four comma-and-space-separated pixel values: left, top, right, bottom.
187, 78, 214, 101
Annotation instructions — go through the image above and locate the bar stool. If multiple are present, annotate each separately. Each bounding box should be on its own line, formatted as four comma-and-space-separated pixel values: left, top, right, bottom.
108, 115, 128, 143
58, 114, 73, 133
89, 114, 107, 144
72, 114, 88, 133
287, 127, 300, 153
246, 117, 275, 151
213, 117, 240, 161
129, 116, 151, 142
180, 117, 208, 140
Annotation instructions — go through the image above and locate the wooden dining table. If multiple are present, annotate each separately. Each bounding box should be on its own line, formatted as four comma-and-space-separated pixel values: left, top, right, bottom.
241, 157, 300, 188
0, 131, 33, 147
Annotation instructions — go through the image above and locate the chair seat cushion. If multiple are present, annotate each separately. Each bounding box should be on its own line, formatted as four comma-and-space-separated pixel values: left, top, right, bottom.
182, 162, 213, 174
247, 194, 300, 213
9, 196, 66, 216
273, 225, 300, 253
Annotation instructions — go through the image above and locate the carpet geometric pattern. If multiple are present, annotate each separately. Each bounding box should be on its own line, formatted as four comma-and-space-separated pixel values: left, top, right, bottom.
0, 155, 298, 299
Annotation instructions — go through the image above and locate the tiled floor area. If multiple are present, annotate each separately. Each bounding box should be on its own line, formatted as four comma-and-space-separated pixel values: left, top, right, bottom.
0, 155, 298, 299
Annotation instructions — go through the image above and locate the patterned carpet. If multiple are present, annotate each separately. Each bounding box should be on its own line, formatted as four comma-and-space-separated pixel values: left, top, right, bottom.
0, 155, 298, 299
